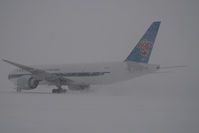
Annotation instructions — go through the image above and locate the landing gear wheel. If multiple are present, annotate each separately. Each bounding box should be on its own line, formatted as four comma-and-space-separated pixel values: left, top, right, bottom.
52, 89, 67, 94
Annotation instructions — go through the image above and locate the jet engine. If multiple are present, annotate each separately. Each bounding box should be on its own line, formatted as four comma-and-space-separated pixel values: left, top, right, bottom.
16, 76, 39, 90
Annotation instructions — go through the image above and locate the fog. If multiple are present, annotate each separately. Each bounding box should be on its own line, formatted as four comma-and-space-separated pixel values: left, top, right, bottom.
0, 0, 199, 133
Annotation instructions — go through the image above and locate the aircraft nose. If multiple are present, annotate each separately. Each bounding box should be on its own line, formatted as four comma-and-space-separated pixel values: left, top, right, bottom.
8, 73, 13, 80
8, 74, 11, 80
156, 65, 160, 69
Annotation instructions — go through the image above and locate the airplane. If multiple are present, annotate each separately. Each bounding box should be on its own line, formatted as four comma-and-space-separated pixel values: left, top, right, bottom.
2, 21, 162, 93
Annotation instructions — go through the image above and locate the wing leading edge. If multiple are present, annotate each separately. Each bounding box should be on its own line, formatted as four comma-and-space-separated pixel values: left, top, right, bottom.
2, 59, 74, 87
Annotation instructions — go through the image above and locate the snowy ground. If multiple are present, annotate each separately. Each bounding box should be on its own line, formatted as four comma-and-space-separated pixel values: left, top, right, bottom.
0, 83, 198, 133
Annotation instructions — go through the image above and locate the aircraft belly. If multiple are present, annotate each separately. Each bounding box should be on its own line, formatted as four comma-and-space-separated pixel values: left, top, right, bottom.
65, 71, 138, 85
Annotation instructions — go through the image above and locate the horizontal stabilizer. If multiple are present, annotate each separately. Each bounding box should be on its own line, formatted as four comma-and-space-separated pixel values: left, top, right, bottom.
160, 65, 187, 69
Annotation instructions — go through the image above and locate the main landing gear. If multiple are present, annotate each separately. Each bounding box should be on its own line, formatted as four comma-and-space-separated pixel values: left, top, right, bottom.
52, 86, 67, 94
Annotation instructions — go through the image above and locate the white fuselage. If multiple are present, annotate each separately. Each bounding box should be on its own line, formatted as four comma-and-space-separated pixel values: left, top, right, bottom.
9, 61, 159, 87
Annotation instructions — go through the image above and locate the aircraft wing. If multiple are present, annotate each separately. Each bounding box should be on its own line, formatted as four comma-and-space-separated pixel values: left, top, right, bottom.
2, 59, 74, 86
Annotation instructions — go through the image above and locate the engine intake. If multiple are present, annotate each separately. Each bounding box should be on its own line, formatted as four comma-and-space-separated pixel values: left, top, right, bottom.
17, 76, 39, 90
28, 77, 39, 89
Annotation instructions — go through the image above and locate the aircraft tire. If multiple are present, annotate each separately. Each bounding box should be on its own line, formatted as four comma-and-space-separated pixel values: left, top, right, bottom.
52, 89, 67, 94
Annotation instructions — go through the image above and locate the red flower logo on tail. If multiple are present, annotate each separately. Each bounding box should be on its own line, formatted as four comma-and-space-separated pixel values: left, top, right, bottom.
137, 39, 153, 56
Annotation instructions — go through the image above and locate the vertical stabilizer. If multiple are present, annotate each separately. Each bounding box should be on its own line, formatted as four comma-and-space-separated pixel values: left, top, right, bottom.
125, 21, 161, 63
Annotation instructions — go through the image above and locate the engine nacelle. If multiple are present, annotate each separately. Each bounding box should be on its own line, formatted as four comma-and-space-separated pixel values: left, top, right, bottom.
16, 76, 39, 90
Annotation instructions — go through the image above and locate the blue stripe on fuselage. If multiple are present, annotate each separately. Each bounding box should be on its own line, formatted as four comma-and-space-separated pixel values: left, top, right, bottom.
8, 72, 111, 80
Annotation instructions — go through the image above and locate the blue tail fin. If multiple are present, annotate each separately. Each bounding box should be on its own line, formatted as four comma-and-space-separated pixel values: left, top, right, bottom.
125, 21, 161, 63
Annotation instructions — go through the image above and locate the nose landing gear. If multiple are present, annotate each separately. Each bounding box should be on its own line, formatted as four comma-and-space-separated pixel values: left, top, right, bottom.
16, 88, 22, 93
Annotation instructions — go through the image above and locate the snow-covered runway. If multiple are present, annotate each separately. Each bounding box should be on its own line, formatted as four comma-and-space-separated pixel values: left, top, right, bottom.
0, 86, 198, 133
